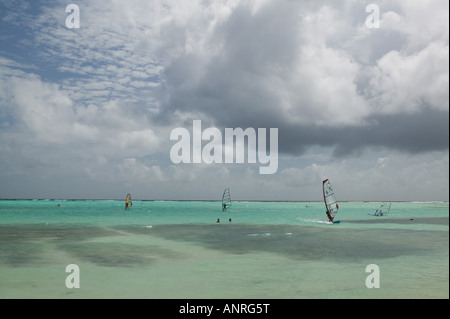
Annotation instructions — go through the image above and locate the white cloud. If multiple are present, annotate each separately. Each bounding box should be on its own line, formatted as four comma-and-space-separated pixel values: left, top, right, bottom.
277, 150, 449, 201
382, 0, 449, 51
0, 0, 448, 200
6, 74, 75, 143
366, 42, 449, 114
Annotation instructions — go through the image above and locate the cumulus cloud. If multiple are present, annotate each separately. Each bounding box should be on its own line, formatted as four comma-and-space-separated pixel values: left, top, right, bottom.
153, 0, 448, 158
365, 42, 449, 114
0, 0, 448, 200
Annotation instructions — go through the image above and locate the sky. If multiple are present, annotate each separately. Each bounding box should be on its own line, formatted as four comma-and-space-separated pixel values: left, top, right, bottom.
0, 0, 448, 201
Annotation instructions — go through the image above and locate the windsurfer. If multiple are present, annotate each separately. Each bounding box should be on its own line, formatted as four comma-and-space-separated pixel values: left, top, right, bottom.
326, 210, 333, 222
125, 193, 132, 210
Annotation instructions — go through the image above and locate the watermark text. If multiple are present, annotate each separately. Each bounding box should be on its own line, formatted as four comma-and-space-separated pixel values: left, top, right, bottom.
170, 120, 278, 174
65, 4, 80, 29
65, 264, 80, 288
365, 4, 380, 29
365, 264, 380, 288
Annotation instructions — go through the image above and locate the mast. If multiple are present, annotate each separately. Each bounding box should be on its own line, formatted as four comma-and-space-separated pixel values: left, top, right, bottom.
322, 179, 338, 222
322, 179, 331, 221
222, 188, 231, 211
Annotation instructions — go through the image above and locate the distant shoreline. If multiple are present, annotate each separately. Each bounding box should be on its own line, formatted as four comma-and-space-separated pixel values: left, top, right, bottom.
0, 199, 448, 203
346, 216, 450, 225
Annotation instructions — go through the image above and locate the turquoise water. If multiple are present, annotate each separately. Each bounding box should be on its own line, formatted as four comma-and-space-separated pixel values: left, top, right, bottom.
0, 200, 448, 298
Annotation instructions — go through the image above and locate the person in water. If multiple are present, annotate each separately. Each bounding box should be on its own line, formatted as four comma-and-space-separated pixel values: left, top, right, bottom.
217, 218, 220, 223
222, 203, 227, 211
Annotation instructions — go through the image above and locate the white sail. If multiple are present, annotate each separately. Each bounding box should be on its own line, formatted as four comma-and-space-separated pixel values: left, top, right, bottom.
322, 179, 339, 222
222, 188, 231, 211
374, 203, 391, 216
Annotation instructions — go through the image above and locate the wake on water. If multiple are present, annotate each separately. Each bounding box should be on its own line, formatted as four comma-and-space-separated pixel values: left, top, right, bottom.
299, 218, 335, 225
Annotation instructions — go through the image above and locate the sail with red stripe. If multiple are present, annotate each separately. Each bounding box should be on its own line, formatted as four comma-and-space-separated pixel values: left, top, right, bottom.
322, 179, 339, 222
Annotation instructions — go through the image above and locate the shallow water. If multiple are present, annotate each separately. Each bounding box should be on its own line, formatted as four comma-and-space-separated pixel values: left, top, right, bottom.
0, 200, 448, 298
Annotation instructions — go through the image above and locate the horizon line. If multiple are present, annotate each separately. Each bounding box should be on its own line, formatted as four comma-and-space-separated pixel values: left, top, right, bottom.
0, 198, 448, 203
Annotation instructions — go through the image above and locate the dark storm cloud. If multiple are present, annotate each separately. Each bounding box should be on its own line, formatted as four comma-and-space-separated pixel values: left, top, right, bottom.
332, 109, 449, 156
155, 0, 448, 158
156, 0, 301, 126
0, 0, 447, 200
277, 108, 450, 157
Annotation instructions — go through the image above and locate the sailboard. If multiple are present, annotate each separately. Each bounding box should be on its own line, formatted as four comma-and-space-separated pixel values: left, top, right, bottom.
125, 193, 132, 210
371, 202, 391, 216
222, 188, 231, 211
322, 179, 339, 223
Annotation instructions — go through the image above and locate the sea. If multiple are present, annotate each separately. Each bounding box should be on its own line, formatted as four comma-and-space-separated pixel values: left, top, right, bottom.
0, 200, 448, 300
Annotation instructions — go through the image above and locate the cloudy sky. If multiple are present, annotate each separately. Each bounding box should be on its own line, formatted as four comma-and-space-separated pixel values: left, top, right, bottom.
0, 0, 448, 201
